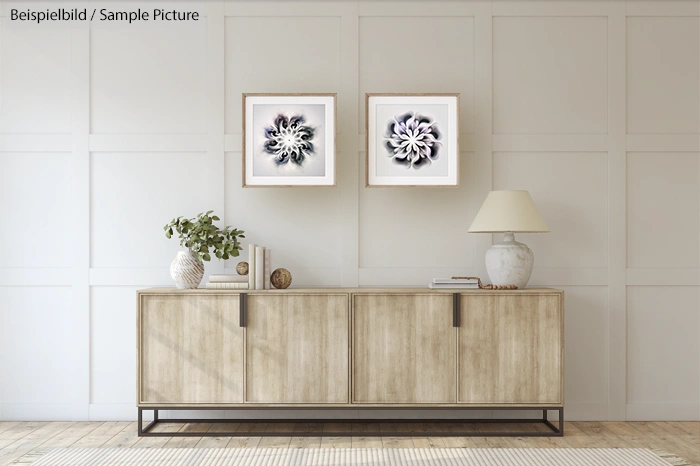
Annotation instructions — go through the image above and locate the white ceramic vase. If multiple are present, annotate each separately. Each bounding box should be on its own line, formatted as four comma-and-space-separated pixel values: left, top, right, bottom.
170, 250, 204, 289
484, 232, 534, 289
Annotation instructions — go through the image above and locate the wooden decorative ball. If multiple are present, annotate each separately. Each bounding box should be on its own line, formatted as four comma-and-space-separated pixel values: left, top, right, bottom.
270, 268, 292, 289
236, 261, 249, 275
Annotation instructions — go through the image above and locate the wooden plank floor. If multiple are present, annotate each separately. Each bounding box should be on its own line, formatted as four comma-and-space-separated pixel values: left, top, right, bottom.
0, 422, 697, 466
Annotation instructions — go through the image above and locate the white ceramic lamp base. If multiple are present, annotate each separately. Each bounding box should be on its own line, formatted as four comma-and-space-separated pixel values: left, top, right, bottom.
485, 232, 534, 289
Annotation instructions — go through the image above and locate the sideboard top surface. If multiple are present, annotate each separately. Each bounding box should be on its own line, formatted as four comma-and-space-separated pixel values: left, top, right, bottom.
137, 287, 563, 295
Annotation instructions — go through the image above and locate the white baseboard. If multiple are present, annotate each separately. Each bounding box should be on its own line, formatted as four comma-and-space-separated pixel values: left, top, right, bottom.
162, 410, 225, 420
626, 403, 700, 421
89, 403, 142, 421
1, 403, 88, 421
565, 402, 609, 421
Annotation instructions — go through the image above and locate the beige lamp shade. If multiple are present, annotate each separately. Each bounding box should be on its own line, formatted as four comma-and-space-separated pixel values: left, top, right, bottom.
469, 190, 550, 233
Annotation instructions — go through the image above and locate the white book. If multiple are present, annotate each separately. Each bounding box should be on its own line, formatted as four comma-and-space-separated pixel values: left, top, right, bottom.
432, 278, 479, 284
264, 249, 271, 290
209, 274, 248, 283
248, 244, 256, 290
428, 283, 480, 289
255, 246, 265, 290
206, 282, 249, 289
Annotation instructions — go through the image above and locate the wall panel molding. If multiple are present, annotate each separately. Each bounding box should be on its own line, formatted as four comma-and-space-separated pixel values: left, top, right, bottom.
607, 0, 628, 421
89, 403, 140, 422
528, 267, 609, 286
89, 268, 171, 286
493, 0, 611, 17
70, 25, 91, 420
89, 134, 207, 152
206, 0, 226, 281
565, 402, 611, 422
224, 134, 240, 152
626, 403, 700, 421
626, 134, 700, 152
0, 135, 72, 152
338, 2, 360, 287
473, 0, 493, 281
627, 268, 700, 286
0, 269, 73, 286
359, 1, 479, 16
225, 1, 347, 16
492, 134, 608, 152
626, 0, 700, 17
0, 403, 87, 422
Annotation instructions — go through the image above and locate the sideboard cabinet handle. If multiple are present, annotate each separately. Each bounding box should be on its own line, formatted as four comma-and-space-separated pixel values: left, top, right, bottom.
453, 293, 460, 327
239, 293, 247, 327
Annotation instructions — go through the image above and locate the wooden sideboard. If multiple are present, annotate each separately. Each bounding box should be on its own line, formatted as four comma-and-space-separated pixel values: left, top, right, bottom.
136, 288, 564, 437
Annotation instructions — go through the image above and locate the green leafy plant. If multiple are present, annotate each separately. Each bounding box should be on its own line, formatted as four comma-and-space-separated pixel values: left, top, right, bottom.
164, 211, 245, 262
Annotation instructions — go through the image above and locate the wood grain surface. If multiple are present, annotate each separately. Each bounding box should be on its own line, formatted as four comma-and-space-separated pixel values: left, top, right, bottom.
352, 293, 457, 403
137, 289, 564, 408
138, 294, 244, 404
245, 294, 350, 403
458, 292, 563, 404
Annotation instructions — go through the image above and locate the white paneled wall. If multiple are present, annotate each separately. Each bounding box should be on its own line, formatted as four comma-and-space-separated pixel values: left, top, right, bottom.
0, 27, 72, 134
0, 0, 698, 422
89, 286, 141, 420
90, 152, 214, 268
493, 16, 608, 135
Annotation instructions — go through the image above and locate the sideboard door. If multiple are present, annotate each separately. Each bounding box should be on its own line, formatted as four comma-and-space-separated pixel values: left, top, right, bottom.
245, 294, 349, 404
458, 293, 563, 404
138, 294, 244, 404
352, 294, 457, 404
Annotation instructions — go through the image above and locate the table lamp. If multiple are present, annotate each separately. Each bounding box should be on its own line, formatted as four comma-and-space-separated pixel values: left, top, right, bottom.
468, 190, 550, 289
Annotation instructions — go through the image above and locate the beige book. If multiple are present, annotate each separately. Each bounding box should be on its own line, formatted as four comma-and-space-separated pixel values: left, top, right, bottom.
264, 249, 271, 289
248, 244, 256, 290
209, 274, 248, 283
205, 282, 249, 289
255, 246, 265, 290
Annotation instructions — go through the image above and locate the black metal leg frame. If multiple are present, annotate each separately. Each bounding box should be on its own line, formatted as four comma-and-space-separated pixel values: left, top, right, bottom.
138, 406, 563, 437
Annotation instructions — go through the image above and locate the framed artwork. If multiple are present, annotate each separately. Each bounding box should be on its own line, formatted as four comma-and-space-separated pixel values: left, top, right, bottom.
243, 93, 336, 187
365, 93, 459, 187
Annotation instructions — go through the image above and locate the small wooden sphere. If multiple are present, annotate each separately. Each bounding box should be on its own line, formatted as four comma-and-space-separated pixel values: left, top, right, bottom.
270, 268, 292, 289
236, 261, 249, 275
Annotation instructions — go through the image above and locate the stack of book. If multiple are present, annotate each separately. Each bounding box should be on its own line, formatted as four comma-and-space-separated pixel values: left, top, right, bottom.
205, 274, 249, 289
428, 277, 480, 289
248, 244, 272, 290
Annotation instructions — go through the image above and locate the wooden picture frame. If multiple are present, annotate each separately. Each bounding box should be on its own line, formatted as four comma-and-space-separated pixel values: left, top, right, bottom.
365, 93, 460, 187
243, 93, 337, 187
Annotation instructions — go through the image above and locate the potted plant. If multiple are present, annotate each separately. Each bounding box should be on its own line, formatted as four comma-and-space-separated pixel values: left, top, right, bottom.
164, 211, 245, 289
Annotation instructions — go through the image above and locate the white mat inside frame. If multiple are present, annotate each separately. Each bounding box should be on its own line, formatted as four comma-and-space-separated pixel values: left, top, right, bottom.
16, 448, 685, 466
